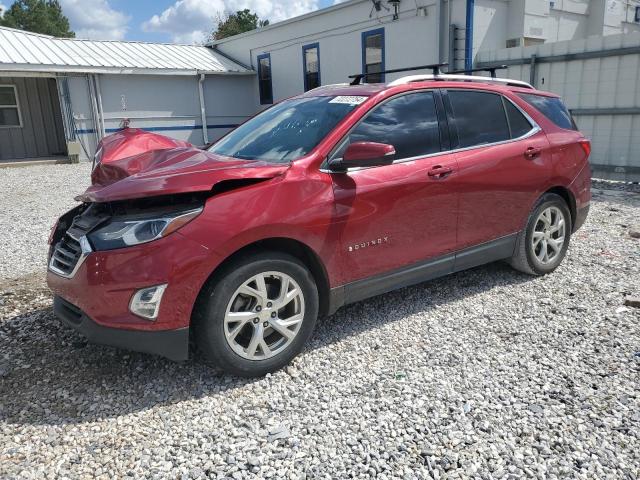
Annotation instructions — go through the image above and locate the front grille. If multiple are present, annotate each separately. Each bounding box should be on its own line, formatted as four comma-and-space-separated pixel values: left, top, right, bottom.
48, 206, 107, 278
50, 234, 85, 276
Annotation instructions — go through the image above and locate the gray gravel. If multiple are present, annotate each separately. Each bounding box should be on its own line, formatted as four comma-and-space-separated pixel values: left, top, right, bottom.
1, 167, 639, 479
0, 163, 92, 280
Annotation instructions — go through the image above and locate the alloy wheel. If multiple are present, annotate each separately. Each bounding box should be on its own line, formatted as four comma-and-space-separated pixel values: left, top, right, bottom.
223, 271, 305, 360
531, 206, 566, 265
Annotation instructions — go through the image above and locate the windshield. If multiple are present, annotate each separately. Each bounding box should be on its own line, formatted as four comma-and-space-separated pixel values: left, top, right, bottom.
208, 96, 365, 163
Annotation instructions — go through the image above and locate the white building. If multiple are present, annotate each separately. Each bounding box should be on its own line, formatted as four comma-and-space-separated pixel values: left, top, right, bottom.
211, 0, 640, 103
1, 0, 638, 168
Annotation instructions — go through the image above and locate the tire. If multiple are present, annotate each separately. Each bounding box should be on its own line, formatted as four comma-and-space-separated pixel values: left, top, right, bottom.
193, 251, 319, 377
509, 193, 572, 276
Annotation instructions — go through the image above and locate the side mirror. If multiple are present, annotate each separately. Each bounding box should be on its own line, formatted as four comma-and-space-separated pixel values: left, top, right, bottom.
328, 142, 396, 171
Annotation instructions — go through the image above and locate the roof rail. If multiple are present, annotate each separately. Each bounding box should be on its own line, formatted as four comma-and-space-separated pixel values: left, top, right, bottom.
387, 74, 534, 89
349, 63, 448, 85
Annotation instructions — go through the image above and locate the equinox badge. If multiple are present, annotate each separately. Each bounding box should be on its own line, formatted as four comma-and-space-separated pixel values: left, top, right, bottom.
348, 236, 389, 252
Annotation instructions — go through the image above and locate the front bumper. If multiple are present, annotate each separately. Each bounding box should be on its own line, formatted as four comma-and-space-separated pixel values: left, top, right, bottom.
54, 296, 189, 361
47, 231, 215, 332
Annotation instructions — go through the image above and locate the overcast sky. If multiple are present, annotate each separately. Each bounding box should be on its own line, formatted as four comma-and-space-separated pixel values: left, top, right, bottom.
48, 0, 338, 44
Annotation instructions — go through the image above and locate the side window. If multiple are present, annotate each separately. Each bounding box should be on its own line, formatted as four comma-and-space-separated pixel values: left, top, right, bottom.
504, 99, 534, 139
0, 85, 22, 128
257, 53, 273, 105
362, 28, 385, 83
517, 93, 577, 130
302, 43, 320, 92
339, 91, 441, 160
448, 90, 510, 148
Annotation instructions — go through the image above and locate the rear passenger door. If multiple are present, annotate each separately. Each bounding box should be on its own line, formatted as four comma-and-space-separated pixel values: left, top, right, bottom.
443, 89, 551, 250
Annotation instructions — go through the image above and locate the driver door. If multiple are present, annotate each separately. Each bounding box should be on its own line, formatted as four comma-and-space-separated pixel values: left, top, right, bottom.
327, 90, 459, 298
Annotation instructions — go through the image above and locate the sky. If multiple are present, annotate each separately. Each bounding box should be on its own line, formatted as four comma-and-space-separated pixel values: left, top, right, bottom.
24, 0, 340, 44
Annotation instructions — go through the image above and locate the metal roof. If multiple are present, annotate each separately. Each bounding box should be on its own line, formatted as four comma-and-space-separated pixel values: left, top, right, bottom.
0, 27, 252, 76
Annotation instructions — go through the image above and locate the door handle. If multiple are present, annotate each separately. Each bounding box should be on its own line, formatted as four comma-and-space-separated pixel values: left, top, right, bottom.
428, 165, 453, 179
524, 146, 542, 159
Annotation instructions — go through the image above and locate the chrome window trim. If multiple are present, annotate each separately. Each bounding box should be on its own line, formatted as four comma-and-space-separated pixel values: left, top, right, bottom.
48, 235, 92, 279
321, 89, 540, 174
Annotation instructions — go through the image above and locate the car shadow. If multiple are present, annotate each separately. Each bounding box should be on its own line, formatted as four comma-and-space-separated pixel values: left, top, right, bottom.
0, 261, 532, 426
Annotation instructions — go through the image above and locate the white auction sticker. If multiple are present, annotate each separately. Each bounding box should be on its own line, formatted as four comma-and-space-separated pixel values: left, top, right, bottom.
329, 95, 368, 105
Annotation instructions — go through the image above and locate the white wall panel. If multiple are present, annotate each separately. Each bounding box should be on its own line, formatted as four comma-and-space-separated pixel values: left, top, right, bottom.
216, 0, 438, 103
477, 33, 640, 181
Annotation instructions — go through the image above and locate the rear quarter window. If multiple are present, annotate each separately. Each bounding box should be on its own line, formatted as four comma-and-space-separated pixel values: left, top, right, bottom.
504, 99, 534, 138
517, 93, 577, 131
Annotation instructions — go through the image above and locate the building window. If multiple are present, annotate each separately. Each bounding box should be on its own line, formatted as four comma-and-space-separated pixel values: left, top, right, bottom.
0, 85, 22, 128
302, 43, 321, 92
257, 53, 273, 105
361, 28, 385, 83
635, 5, 640, 22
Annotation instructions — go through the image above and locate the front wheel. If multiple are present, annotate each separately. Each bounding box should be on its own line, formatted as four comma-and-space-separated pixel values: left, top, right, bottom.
509, 193, 572, 275
193, 251, 319, 377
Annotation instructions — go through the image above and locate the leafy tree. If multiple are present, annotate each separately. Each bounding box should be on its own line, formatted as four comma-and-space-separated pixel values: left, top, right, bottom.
0, 0, 74, 37
211, 9, 269, 41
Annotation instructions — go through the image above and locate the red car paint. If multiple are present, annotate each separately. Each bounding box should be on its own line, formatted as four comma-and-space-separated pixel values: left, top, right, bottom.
84, 146, 289, 203
95, 128, 192, 165
47, 79, 591, 361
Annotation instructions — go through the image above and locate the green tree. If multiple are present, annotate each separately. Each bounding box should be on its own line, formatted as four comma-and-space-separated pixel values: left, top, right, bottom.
211, 9, 269, 41
0, 0, 74, 37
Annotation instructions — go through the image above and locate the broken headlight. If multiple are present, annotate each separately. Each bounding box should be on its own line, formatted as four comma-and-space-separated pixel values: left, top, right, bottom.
87, 207, 202, 251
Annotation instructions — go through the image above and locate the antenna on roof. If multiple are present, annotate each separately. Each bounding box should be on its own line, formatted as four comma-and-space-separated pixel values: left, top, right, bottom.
349, 63, 448, 85
446, 65, 508, 78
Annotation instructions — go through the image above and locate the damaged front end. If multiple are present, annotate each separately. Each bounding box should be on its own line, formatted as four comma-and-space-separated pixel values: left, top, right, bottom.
46, 192, 218, 362
48, 193, 208, 278
46, 128, 291, 361
50, 129, 289, 280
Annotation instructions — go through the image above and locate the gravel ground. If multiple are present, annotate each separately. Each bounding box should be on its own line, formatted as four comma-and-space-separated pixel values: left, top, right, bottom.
0, 163, 92, 281
0, 166, 639, 479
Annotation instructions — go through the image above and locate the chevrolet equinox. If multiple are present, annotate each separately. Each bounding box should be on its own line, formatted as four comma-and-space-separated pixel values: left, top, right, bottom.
48, 71, 591, 376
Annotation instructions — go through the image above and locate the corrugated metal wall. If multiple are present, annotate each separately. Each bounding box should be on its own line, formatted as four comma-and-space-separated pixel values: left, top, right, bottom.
63, 73, 258, 161
0, 76, 66, 161
476, 33, 640, 182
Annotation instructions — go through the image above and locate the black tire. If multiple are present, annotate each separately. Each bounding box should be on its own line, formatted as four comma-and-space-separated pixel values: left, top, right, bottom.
509, 193, 572, 276
193, 251, 319, 377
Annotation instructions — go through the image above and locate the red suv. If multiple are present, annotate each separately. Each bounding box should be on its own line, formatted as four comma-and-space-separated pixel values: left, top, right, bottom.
48, 71, 591, 376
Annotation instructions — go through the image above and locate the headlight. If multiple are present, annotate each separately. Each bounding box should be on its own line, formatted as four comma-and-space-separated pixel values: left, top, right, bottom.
87, 207, 202, 250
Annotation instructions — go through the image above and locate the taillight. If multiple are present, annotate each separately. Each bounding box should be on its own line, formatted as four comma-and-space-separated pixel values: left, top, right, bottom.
579, 139, 591, 158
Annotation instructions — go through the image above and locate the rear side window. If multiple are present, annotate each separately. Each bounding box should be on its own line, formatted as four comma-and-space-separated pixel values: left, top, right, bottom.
517, 93, 576, 130
346, 91, 441, 159
504, 99, 534, 138
447, 91, 510, 148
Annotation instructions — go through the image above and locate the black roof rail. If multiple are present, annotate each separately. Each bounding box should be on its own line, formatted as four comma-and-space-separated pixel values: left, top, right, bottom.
446, 65, 508, 78
349, 63, 449, 85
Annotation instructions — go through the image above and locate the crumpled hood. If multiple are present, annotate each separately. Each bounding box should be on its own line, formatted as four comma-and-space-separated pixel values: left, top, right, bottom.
78, 146, 289, 203
96, 127, 194, 165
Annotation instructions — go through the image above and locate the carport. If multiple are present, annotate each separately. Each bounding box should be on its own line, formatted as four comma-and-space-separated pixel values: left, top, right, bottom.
0, 26, 255, 164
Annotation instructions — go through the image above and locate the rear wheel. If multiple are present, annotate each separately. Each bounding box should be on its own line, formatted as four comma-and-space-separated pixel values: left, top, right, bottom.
509, 193, 572, 275
194, 251, 318, 376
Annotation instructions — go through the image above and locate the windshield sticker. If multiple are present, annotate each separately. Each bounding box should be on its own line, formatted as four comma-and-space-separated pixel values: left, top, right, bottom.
329, 96, 368, 105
